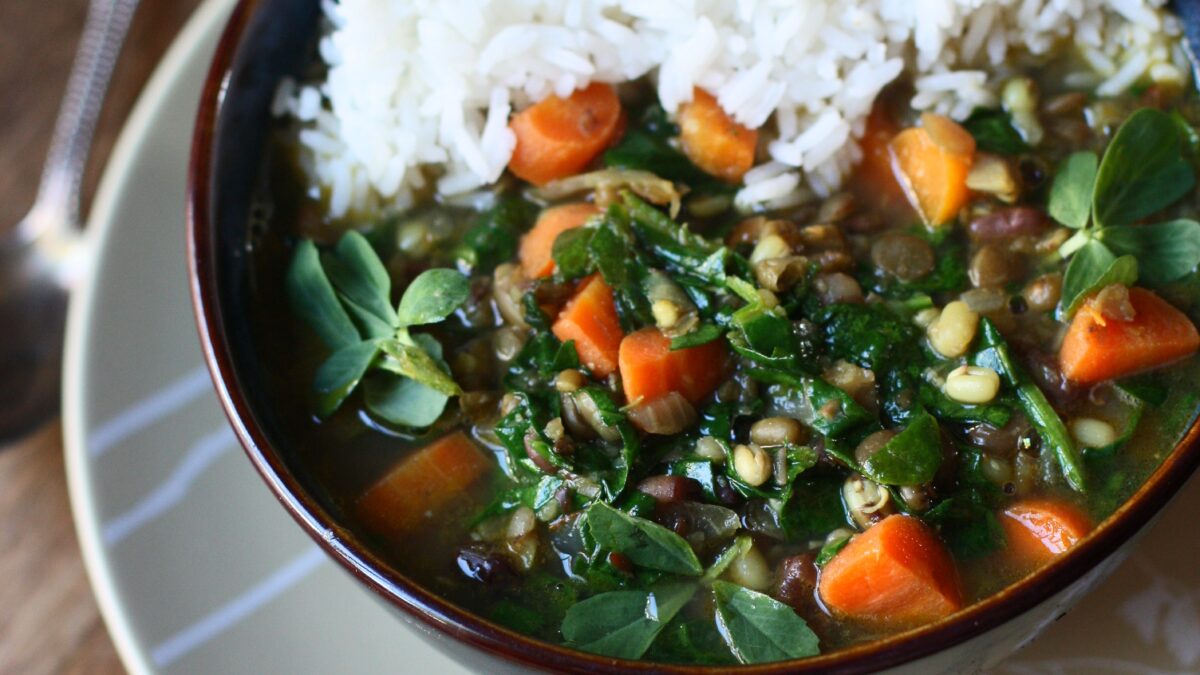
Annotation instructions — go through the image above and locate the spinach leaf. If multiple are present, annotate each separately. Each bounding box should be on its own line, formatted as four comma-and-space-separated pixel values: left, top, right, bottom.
455, 196, 539, 272
751, 369, 875, 438
814, 534, 851, 567
1058, 242, 1137, 320
923, 494, 1006, 559
919, 384, 1012, 427
589, 213, 655, 330
973, 319, 1086, 492
1100, 219, 1200, 285
585, 502, 703, 575
861, 412, 942, 486
395, 268, 471, 327
576, 387, 639, 499
1093, 108, 1196, 228
962, 108, 1029, 155
712, 581, 821, 663
817, 302, 920, 372
667, 457, 721, 501
1048, 151, 1099, 230
726, 444, 818, 500
702, 535, 753, 583
364, 333, 451, 427
782, 469, 851, 539
562, 582, 697, 659
551, 226, 596, 279
322, 231, 398, 338
286, 240, 359, 351
313, 339, 381, 416
670, 323, 725, 350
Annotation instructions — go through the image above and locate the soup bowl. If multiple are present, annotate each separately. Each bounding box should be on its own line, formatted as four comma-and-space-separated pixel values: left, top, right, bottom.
187, 0, 1200, 671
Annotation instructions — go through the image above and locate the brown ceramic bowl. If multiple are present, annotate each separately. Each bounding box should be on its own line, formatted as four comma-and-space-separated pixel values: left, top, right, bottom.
187, 1, 1200, 671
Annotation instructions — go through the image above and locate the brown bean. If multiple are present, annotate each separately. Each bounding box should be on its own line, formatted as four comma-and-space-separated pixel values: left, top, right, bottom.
456, 546, 512, 584
871, 231, 935, 282
967, 207, 1050, 241
775, 553, 818, 609
1022, 273, 1063, 313
854, 429, 898, 464
969, 243, 1023, 288
798, 223, 848, 252
636, 475, 701, 504
814, 272, 864, 305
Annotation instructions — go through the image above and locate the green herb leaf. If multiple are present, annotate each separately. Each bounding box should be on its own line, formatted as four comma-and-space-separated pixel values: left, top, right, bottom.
586, 502, 703, 576
1048, 151, 1098, 229
377, 334, 461, 396
454, 196, 539, 272
973, 319, 1085, 492
712, 581, 820, 663
312, 339, 381, 416
1058, 240, 1136, 320
861, 412, 942, 486
322, 231, 397, 338
561, 582, 697, 659
1093, 108, 1196, 228
286, 240, 360, 350
962, 108, 1029, 156
1100, 219, 1200, 285
363, 333, 451, 427
395, 268, 470, 327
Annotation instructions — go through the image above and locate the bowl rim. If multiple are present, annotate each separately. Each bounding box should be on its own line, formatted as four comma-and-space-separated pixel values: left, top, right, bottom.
187, 1, 1200, 671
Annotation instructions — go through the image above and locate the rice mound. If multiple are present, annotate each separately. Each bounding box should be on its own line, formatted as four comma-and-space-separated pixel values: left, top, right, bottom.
276, 0, 1190, 218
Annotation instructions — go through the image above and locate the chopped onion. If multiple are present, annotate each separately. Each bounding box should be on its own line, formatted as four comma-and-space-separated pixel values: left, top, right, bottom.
533, 169, 682, 218
626, 392, 698, 435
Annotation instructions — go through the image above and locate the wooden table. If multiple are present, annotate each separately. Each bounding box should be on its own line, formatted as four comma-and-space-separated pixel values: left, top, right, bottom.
0, 1, 202, 672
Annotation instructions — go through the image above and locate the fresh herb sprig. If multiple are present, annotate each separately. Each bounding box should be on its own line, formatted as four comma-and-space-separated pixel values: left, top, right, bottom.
286, 231, 468, 428
1049, 108, 1200, 318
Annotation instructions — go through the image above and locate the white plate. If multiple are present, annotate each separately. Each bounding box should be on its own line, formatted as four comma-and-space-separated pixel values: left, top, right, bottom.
62, 1, 1200, 673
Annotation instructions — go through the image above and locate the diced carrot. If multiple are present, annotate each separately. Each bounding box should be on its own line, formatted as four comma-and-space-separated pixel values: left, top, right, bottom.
356, 431, 491, 541
1059, 287, 1200, 384
552, 274, 625, 378
819, 515, 963, 626
507, 83, 624, 186
519, 202, 600, 278
617, 327, 728, 406
677, 88, 758, 183
889, 113, 975, 226
999, 498, 1092, 567
856, 101, 904, 199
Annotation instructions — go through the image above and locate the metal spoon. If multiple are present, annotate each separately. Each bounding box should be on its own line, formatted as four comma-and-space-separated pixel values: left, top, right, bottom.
0, 0, 139, 444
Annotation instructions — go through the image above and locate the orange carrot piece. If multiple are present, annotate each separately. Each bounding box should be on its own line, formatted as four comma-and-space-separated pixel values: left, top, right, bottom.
356, 431, 491, 540
677, 88, 758, 183
507, 83, 624, 186
519, 202, 600, 278
552, 274, 625, 378
1059, 287, 1200, 384
617, 327, 728, 406
889, 113, 975, 226
819, 515, 963, 626
999, 498, 1092, 567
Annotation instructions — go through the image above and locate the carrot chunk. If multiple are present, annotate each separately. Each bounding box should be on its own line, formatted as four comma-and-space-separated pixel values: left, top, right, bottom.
889, 113, 975, 226
356, 431, 491, 540
508, 83, 624, 186
552, 274, 625, 378
677, 88, 758, 183
519, 202, 600, 278
999, 498, 1092, 567
617, 327, 728, 406
818, 515, 963, 626
1059, 287, 1200, 384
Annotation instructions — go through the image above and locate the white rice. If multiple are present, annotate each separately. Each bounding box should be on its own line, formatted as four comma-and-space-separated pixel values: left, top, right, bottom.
276, 0, 1190, 218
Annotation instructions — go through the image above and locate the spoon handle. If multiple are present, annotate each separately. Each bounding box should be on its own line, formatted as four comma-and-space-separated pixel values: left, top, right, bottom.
20, 0, 140, 241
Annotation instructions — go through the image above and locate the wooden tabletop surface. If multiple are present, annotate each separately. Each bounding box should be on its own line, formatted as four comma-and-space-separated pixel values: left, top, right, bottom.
0, 1, 203, 672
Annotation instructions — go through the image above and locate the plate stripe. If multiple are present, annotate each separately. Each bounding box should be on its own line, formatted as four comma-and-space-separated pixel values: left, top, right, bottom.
89, 366, 213, 458
150, 545, 328, 668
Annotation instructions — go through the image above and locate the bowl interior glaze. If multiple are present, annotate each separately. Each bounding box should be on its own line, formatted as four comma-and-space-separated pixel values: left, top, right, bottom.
188, 1, 1200, 672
